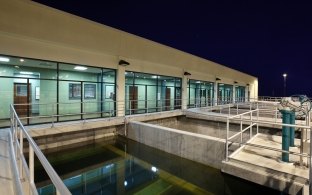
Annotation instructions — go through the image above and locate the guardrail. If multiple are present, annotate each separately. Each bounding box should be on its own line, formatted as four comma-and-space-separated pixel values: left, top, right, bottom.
224, 104, 312, 193
10, 104, 71, 195
6, 98, 285, 128
9, 98, 247, 126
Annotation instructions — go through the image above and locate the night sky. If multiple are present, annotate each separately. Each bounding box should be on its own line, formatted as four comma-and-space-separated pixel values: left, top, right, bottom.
33, 0, 312, 97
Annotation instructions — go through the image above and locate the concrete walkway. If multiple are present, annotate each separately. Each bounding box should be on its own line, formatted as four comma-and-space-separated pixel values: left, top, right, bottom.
222, 133, 308, 194
0, 129, 14, 195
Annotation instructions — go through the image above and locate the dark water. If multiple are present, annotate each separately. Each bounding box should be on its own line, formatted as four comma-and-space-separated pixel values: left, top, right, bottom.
35, 136, 282, 195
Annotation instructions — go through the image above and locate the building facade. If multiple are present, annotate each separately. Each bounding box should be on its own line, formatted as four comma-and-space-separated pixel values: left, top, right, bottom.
0, 0, 258, 127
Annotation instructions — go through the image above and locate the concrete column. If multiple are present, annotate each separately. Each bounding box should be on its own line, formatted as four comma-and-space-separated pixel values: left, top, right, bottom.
246, 85, 249, 102
116, 65, 125, 116
214, 82, 218, 105
181, 75, 188, 110
233, 85, 236, 103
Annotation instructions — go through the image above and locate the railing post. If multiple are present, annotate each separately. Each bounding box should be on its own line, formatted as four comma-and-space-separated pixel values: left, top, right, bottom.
250, 111, 253, 139
257, 109, 259, 134
52, 103, 55, 128
29, 146, 34, 190
146, 100, 149, 113
236, 103, 238, 115
19, 127, 23, 179
240, 115, 243, 146
309, 126, 312, 194
14, 117, 18, 142
129, 100, 132, 115
275, 106, 277, 123
226, 118, 229, 161
109, 101, 111, 118
228, 104, 230, 117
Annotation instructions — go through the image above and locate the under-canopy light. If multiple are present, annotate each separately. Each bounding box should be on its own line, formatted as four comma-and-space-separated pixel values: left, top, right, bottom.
74, 66, 87, 71
0, 57, 10, 62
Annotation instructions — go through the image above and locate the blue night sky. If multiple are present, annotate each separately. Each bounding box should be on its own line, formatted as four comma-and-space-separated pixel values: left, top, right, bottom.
34, 0, 312, 97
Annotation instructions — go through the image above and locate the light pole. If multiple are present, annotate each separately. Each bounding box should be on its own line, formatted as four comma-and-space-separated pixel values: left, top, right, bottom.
283, 73, 287, 97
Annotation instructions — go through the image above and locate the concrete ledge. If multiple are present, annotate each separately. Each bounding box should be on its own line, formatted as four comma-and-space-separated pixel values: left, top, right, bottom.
222, 160, 305, 195
27, 110, 183, 137
127, 121, 238, 169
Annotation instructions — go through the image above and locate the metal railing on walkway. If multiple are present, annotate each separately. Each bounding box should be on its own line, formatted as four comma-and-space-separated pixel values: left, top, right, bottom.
10, 104, 71, 195
224, 104, 312, 193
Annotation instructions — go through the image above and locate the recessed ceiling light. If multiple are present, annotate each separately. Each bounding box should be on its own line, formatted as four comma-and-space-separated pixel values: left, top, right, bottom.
20, 59, 24, 62
74, 66, 87, 71
152, 75, 157, 79
20, 71, 33, 75
0, 57, 10, 62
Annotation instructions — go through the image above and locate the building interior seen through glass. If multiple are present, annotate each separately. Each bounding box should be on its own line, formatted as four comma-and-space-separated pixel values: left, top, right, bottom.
0, 55, 116, 126
125, 71, 181, 115
188, 79, 214, 108
235, 86, 246, 102
0, 54, 247, 127
217, 83, 233, 104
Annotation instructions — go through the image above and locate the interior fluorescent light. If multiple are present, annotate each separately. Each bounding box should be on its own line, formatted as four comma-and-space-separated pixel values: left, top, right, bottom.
196, 81, 201, 83
74, 66, 87, 71
0, 57, 10, 62
151, 166, 157, 172
20, 59, 24, 62
20, 71, 33, 75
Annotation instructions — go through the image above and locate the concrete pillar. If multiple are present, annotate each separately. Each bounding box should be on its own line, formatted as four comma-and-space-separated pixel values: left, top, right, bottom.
181, 75, 188, 110
214, 82, 218, 106
246, 85, 249, 102
233, 85, 236, 103
116, 65, 125, 117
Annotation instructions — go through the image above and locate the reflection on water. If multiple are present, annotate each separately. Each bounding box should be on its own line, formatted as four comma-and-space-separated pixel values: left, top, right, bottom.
36, 136, 281, 195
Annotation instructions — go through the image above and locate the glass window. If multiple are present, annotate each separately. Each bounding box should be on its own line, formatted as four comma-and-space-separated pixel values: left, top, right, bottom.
125, 72, 181, 115
125, 71, 134, 84
188, 79, 214, 108
218, 83, 233, 104
134, 73, 157, 85
0, 55, 57, 79
0, 54, 116, 126
59, 63, 102, 82
235, 86, 246, 102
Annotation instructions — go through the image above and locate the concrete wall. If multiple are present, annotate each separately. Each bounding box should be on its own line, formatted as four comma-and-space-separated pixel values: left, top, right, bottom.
0, 0, 258, 100
127, 121, 238, 169
34, 126, 116, 150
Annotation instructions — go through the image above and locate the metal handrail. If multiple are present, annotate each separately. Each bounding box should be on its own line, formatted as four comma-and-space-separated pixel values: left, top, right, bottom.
224, 104, 312, 192
10, 104, 71, 195
8, 130, 23, 195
